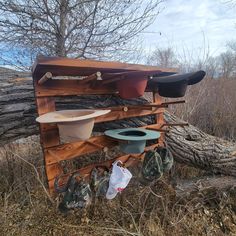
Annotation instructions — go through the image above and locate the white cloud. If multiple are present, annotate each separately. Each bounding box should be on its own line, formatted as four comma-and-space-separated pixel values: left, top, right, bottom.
142, 0, 236, 57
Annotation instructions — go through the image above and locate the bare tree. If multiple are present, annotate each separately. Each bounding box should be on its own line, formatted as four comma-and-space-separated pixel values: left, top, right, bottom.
146, 47, 179, 68
0, 0, 163, 65
216, 42, 236, 79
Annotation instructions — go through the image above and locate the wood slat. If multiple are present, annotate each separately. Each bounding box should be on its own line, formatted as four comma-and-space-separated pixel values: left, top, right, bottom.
153, 92, 165, 146
45, 135, 117, 165
47, 143, 159, 190
35, 96, 62, 191
35, 96, 60, 148
95, 107, 165, 123
38, 106, 165, 132
35, 79, 116, 97
45, 123, 165, 166
32, 56, 177, 78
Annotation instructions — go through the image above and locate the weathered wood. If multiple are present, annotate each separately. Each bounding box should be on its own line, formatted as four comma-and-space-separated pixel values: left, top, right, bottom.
165, 112, 236, 177
1, 77, 236, 182
47, 143, 159, 190
175, 176, 236, 198
45, 123, 164, 165
0, 77, 157, 145
35, 79, 117, 97
38, 72, 52, 85
32, 56, 177, 78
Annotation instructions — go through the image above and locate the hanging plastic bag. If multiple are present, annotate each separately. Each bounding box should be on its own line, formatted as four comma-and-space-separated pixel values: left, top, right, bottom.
106, 160, 132, 200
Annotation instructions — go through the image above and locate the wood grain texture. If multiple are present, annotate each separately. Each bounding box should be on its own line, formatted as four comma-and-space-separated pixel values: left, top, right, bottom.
45, 135, 117, 165
45, 123, 164, 165
165, 111, 236, 176
35, 95, 61, 188
35, 97, 60, 148
31, 59, 172, 194
95, 107, 165, 123
35, 79, 117, 97
47, 143, 159, 191
32, 56, 177, 78
153, 92, 165, 146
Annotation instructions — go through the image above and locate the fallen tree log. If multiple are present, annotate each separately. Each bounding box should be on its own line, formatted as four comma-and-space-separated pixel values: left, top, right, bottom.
175, 176, 236, 198
1, 77, 236, 179
164, 112, 236, 176
0, 77, 154, 144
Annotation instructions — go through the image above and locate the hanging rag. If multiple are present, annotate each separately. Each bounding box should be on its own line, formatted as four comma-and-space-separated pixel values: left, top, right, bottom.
140, 146, 173, 185
90, 166, 110, 197
54, 172, 92, 213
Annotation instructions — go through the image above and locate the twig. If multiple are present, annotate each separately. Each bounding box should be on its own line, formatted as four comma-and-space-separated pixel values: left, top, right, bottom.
60, 223, 140, 236
8, 150, 54, 204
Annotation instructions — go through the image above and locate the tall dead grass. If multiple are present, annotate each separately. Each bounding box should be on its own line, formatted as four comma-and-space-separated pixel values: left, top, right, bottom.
1, 144, 236, 235
169, 77, 236, 141
1, 77, 236, 235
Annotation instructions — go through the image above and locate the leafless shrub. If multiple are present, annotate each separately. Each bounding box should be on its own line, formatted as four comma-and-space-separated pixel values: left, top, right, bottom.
169, 77, 236, 141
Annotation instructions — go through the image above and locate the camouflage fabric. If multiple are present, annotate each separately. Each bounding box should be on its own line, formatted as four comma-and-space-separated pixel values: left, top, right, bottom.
140, 146, 173, 185
54, 172, 92, 213
156, 146, 173, 172
91, 167, 110, 197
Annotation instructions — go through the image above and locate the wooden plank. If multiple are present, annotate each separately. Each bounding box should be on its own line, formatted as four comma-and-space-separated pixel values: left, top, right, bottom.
45, 123, 164, 166
153, 92, 165, 145
47, 143, 159, 190
35, 97, 60, 147
36, 105, 165, 132
35, 95, 62, 191
35, 79, 116, 97
45, 135, 117, 165
32, 56, 178, 78
95, 107, 165, 123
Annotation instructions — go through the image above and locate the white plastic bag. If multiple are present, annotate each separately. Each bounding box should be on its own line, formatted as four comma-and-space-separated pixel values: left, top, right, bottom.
106, 160, 132, 199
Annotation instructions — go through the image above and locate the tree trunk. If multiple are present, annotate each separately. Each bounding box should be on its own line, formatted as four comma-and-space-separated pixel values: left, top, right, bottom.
0, 77, 154, 144
164, 112, 236, 176
1, 77, 236, 178
175, 176, 236, 198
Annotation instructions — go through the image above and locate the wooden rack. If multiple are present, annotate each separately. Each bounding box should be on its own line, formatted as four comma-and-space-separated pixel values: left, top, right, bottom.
32, 56, 185, 193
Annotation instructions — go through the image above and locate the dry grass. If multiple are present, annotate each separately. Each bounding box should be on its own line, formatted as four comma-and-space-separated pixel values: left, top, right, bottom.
1, 142, 236, 236
1, 77, 236, 235
169, 77, 236, 141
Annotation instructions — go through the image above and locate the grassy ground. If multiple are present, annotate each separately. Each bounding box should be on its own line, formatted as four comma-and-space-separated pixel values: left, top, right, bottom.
1, 137, 236, 236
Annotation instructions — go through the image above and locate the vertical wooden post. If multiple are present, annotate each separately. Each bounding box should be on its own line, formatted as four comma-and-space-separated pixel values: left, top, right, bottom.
153, 92, 165, 146
34, 78, 63, 193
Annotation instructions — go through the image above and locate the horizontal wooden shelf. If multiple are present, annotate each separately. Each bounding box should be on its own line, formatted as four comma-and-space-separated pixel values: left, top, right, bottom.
32, 56, 177, 78
45, 135, 116, 165
45, 124, 164, 165
35, 79, 117, 97
47, 143, 159, 190
40, 106, 165, 132
95, 107, 164, 123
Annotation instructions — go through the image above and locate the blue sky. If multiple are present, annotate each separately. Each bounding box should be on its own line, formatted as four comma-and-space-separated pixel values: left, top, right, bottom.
142, 0, 236, 57
1, 0, 235, 68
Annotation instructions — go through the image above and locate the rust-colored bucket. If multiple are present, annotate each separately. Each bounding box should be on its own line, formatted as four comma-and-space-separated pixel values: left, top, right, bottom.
104, 70, 160, 99
116, 76, 147, 99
